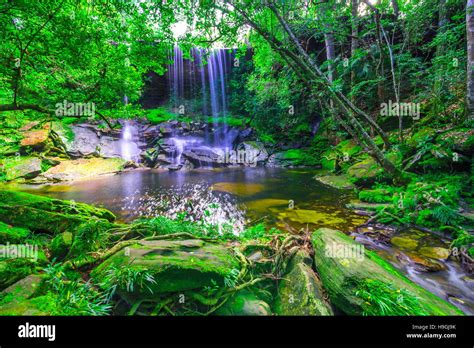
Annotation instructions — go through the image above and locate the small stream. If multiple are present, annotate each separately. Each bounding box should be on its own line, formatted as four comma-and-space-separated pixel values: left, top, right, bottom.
16, 167, 474, 314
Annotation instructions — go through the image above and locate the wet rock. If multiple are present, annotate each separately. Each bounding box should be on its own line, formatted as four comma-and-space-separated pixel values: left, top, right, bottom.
274, 251, 333, 315
315, 175, 355, 190
419, 247, 450, 260
237, 141, 268, 164
159, 123, 174, 136
167, 164, 182, 171
20, 129, 49, 149
156, 154, 173, 165
0, 156, 42, 181
265, 152, 287, 167
391, 236, 419, 250
215, 290, 272, 316
19, 121, 40, 132
237, 128, 253, 141
311, 228, 463, 315
183, 147, 222, 166
98, 136, 121, 158
355, 224, 395, 243
92, 239, 240, 300
402, 252, 447, 272
36, 158, 125, 182
157, 138, 177, 154
346, 200, 390, 212
64, 125, 100, 157
141, 148, 159, 166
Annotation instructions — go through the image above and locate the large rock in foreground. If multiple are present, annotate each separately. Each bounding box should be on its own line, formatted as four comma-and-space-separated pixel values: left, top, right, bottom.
92, 239, 240, 300
215, 290, 272, 316
0, 275, 49, 315
274, 251, 333, 315
311, 228, 463, 315
0, 190, 115, 234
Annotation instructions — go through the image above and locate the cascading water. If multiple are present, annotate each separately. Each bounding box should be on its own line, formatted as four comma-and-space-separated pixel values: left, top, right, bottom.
120, 122, 140, 162
166, 46, 237, 166
168, 46, 230, 117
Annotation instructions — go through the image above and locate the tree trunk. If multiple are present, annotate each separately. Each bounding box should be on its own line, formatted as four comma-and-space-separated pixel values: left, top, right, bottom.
351, 0, 359, 93
467, 0, 474, 119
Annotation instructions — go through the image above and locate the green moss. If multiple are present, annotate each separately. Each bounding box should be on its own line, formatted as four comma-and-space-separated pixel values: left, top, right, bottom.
316, 175, 355, 190
273, 251, 333, 316
311, 228, 463, 315
0, 190, 116, 234
358, 189, 393, 203
215, 290, 272, 315
0, 259, 36, 290
92, 239, 240, 298
0, 156, 42, 181
50, 232, 73, 260
0, 222, 30, 243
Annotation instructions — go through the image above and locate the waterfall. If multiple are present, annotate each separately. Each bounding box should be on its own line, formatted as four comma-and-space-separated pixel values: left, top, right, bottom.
167, 46, 230, 119
120, 122, 140, 162
166, 46, 235, 165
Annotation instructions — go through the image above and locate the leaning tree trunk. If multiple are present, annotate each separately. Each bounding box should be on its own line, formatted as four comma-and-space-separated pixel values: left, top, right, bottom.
351, 0, 359, 95
467, 0, 474, 120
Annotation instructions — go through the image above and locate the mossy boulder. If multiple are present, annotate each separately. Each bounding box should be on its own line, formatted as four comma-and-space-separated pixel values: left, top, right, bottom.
0, 190, 115, 234
0, 259, 37, 290
346, 200, 390, 212
315, 175, 355, 190
347, 157, 381, 185
390, 236, 419, 250
92, 239, 240, 300
321, 152, 336, 171
418, 247, 450, 260
35, 158, 125, 182
274, 251, 333, 316
0, 274, 49, 315
346, 153, 401, 186
321, 140, 361, 172
277, 209, 345, 226
311, 228, 463, 315
20, 129, 50, 149
215, 290, 272, 316
238, 141, 269, 164
50, 232, 73, 259
0, 222, 30, 243
0, 156, 42, 181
